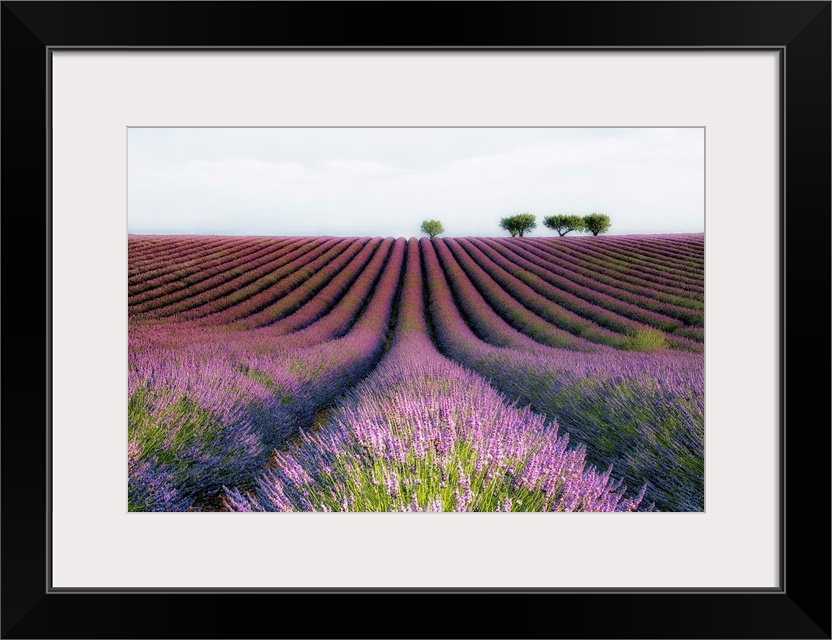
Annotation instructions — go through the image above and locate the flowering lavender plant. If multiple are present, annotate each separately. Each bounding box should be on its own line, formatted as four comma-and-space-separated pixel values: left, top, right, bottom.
129, 232, 703, 512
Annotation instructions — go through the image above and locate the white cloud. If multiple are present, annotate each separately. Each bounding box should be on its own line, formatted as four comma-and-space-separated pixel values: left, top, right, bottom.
320, 159, 397, 178
128, 128, 703, 237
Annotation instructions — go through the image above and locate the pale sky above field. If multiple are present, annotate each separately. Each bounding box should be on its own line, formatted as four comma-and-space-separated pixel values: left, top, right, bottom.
128, 127, 704, 238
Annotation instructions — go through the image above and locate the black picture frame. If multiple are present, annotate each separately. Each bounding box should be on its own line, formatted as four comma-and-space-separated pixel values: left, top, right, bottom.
2, 2, 829, 638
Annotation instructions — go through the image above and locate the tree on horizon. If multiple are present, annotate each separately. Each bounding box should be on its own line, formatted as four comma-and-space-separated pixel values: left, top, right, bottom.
420, 220, 445, 238
583, 213, 611, 236
543, 214, 586, 236
499, 213, 537, 237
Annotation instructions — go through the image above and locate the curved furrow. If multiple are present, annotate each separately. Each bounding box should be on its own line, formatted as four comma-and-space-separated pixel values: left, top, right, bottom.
147, 237, 349, 320
219, 235, 407, 428
534, 237, 705, 292
128, 233, 214, 257
127, 237, 174, 265
631, 235, 705, 265
474, 237, 689, 335
526, 238, 705, 300
251, 237, 395, 338
588, 235, 705, 273
130, 236, 321, 317
130, 236, 269, 295
477, 238, 703, 349
420, 243, 703, 511
447, 238, 629, 349
442, 238, 608, 350
659, 234, 704, 251
426, 238, 572, 351
129, 237, 309, 307
129, 236, 274, 289
222, 267, 401, 445
421, 239, 540, 359
170, 237, 349, 323
495, 238, 704, 327
225, 237, 646, 512
127, 235, 158, 251
395, 238, 432, 337
194, 237, 366, 326
560, 237, 704, 289
270, 237, 407, 349
128, 233, 704, 513
599, 235, 705, 269
579, 236, 704, 283
510, 238, 704, 312
623, 233, 704, 258
128, 235, 207, 266
128, 236, 234, 276
129, 238, 215, 278
128, 241, 404, 512
234, 237, 383, 330
129, 236, 289, 299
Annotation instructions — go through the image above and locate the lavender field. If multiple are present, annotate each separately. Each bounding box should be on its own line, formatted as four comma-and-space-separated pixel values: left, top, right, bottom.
128, 233, 704, 512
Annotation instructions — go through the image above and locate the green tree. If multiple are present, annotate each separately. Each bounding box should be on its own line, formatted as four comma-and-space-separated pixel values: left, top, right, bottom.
498, 217, 518, 237
583, 213, 611, 236
499, 213, 537, 237
542, 214, 586, 236
420, 219, 445, 238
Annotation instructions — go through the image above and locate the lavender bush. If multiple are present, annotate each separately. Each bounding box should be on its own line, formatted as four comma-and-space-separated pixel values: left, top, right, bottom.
128, 232, 703, 512
225, 240, 647, 512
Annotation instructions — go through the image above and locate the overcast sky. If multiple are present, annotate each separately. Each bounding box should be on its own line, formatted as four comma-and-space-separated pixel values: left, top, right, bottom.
128, 127, 704, 238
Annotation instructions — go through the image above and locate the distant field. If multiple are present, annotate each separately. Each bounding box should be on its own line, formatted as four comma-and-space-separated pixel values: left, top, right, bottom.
128, 233, 704, 512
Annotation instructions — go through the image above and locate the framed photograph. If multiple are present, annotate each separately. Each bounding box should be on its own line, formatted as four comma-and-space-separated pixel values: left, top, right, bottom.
3, 2, 829, 638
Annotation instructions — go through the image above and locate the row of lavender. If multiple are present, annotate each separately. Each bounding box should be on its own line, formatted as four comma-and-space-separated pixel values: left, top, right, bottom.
130, 235, 703, 352
420, 239, 703, 511
128, 239, 406, 510
128, 233, 704, 511
225, 240, 647, 512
